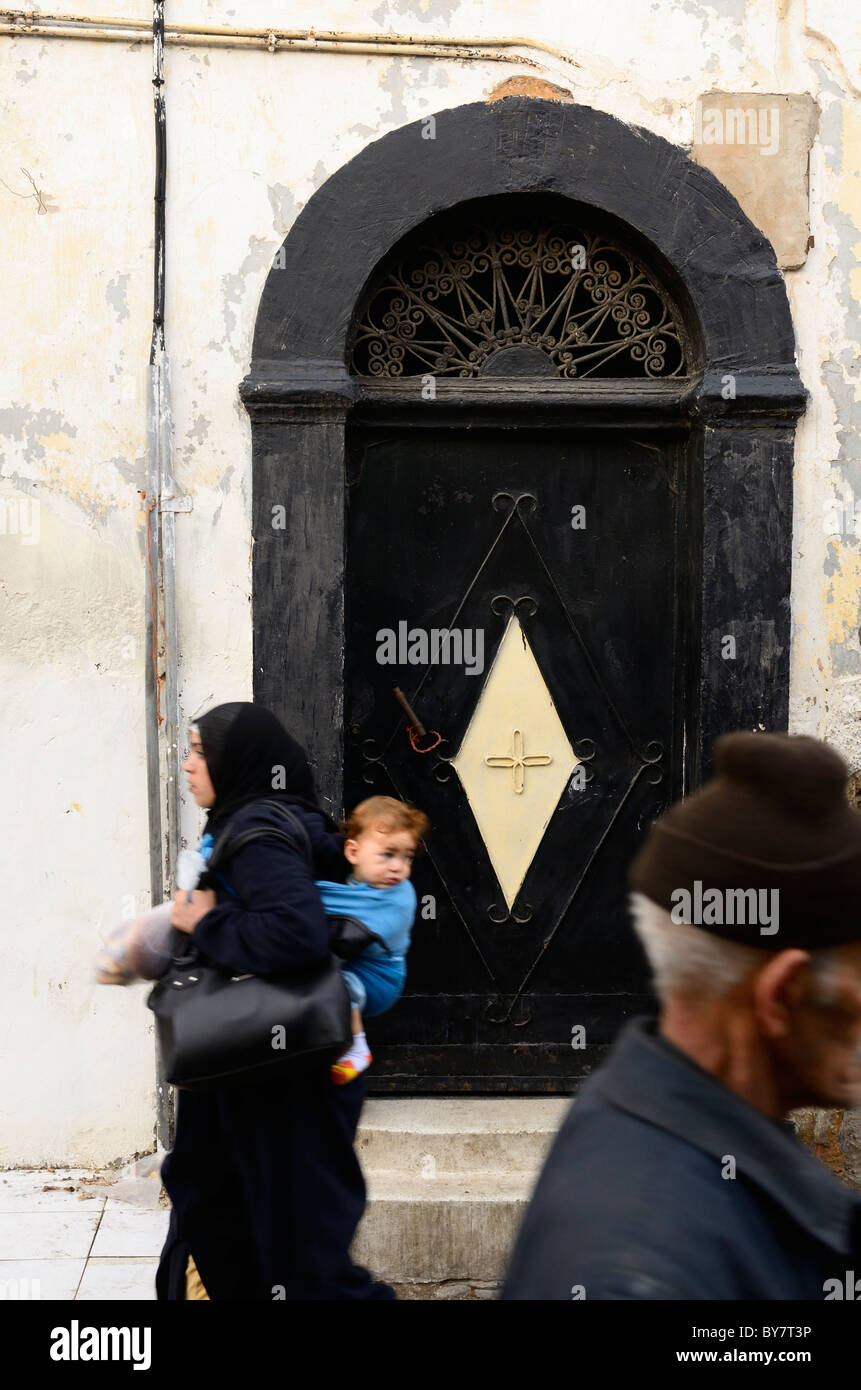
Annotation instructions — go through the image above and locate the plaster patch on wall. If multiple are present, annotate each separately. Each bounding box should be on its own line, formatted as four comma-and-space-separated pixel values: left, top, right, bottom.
111, 454, 147, 491
221, 236, 278, 352
176, 409, 215, 472
824, 541, 861, 646
805, 8, 861, 105
267, 182, 300, 232
379, 59, 412, 126
823, 538, 841, 578
835, 104, 861, 245
39, 455, 117, 526
211, 465, 235, 528
689, 0, 748, 24
187, 414, 211, 446
216, 464, 234, 495
0, 405, 77, 467
677, 0, 750, 76
824, 509, 861, 683
378, 55, 452, 125
426, 62, 454, 91
850, 237, 861, 308
834, 109, 861, 353
691, 92, 819, 268
0, 406, 130, 525
0, 499, 140, 661
818, 97, 861, 683
371, 0, 463, 26
821, 358, 861, 484
812, 63, 843, 173
105, 272, 131, 322
0, 469, 39, 505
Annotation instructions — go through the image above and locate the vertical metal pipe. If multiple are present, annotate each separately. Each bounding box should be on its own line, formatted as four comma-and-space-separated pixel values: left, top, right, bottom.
153, 1, 180, 903
148, 0, 178, 1150
144, 405, 163, 911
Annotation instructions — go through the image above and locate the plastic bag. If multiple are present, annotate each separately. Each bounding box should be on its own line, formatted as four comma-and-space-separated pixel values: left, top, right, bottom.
106, 1150, 168, 1208
94, 902, 175, 985
95, 845, 209, 985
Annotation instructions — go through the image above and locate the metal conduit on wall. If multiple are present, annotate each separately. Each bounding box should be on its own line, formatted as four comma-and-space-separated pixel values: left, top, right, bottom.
0, 11, 584, 76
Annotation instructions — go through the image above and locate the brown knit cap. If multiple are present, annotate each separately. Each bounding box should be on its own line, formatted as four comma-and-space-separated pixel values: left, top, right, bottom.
629, 731, 861, 947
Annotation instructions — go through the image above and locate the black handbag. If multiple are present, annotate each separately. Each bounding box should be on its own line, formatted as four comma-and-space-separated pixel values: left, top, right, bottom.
147, 800, 355, 1090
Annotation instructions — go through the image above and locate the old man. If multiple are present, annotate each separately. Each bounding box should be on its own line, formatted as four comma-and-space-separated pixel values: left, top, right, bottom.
502, 732, 861, 1299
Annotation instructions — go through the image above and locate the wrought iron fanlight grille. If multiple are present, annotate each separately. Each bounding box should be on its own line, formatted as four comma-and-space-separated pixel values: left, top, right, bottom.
350, 219, 687, 380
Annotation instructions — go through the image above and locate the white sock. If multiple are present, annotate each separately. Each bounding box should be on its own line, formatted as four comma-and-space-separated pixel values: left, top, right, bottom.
339, 1030, 371, 1066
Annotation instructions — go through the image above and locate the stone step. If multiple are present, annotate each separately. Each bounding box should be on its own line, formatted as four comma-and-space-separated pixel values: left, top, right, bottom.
351, 1098, 570, 1284
355, 1096, 569, 1175
352, 1169, 532, 1284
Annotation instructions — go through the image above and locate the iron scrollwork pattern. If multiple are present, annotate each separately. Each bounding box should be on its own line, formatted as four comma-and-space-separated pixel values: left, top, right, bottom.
350, 222, 687, 380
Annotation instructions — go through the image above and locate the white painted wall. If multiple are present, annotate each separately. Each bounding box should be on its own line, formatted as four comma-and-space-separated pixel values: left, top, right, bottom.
2, 0, 859, 1164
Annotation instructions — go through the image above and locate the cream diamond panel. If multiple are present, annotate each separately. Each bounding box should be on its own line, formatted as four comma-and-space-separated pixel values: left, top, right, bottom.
451, 614, 579, 911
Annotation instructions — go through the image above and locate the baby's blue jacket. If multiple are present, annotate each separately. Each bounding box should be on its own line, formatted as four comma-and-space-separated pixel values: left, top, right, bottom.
314, 878, 417, 960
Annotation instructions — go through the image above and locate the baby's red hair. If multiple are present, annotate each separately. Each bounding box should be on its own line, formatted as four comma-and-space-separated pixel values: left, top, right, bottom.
341, 795, 430, 852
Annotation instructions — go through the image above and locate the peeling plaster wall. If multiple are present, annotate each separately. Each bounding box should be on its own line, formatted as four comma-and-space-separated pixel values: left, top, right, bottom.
1, 0, 859, 1164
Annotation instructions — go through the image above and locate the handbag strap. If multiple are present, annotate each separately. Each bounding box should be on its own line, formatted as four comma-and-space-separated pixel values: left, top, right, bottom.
206, 798, 315, 877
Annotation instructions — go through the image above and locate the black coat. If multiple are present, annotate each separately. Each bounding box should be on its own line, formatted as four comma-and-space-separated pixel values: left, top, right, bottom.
155, 800, 394, 1301
502, 1017, 861, 1300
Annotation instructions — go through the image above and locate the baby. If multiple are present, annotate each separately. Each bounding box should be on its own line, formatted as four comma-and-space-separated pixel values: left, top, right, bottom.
317, 795, 429, 1085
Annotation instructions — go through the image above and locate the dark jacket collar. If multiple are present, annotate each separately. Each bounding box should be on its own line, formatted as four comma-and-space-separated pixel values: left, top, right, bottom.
597, 1017, 861, 1256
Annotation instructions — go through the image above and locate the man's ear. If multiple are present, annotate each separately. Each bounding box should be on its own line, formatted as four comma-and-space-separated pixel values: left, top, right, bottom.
752, 949, 811, 1039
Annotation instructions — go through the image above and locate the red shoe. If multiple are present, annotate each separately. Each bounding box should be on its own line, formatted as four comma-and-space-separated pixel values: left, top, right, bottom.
331, 1051, 372, 1085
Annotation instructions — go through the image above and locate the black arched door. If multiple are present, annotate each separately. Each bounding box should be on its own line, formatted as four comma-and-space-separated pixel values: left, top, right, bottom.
342, 201, 696, 1092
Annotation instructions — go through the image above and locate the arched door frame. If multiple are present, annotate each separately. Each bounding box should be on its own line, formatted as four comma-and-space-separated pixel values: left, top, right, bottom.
241, 97, 806, 820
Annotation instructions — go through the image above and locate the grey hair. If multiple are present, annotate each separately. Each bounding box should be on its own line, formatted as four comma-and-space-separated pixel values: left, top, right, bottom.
628, 893, 843, 1003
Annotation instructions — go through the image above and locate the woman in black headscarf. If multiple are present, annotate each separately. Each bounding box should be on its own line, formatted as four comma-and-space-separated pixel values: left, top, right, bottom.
155, 702, 393, 1301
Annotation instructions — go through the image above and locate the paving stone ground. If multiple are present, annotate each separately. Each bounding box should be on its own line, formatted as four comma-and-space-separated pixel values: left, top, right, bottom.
0, 1168, 500, 1301
0, 1168, 166, 1301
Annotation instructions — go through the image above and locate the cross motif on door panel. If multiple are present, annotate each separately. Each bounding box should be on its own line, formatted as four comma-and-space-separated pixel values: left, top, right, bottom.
485, 728, 552, 795
450, 612, 578, 910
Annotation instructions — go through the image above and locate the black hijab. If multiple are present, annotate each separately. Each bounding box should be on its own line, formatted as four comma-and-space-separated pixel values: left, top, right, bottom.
193, 702, 337, 838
